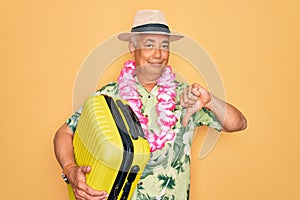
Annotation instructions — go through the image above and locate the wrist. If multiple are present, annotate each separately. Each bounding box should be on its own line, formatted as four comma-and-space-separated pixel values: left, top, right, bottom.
204, 94, 214, 111
63, 163, 77, 176
62, 163, 77, 184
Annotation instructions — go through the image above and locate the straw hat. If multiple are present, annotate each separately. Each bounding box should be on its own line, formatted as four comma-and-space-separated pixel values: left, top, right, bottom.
118, 10, 184, 42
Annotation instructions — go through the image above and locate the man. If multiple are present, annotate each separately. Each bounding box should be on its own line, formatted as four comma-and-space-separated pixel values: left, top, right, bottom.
54, 10, 247, 200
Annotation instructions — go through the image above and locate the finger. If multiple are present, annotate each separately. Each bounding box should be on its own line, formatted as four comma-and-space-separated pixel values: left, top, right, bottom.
97, 191, 109, 200
84, 186, 108, 197
187, 85, 192, 97
183, 87, 198, 105
74, 182, 108, 200
191, 84, 201, 96
187, 85, 200, 100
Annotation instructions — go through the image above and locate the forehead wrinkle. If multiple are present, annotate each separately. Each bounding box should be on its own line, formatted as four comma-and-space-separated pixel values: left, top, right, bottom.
139, 34, 169, 41
145, 38, 155, 43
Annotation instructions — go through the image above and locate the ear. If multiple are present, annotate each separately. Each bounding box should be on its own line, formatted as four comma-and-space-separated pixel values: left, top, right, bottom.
128, 41, 136, 57
129, 41, 135, 52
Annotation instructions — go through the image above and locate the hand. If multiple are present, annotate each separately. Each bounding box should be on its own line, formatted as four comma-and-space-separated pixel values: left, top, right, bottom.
67, 166, 108, 200
180, 83, 211, 127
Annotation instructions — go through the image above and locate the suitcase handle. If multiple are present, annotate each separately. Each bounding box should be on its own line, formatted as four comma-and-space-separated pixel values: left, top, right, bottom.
116, 100, 145, 140
120, 165, 140, 200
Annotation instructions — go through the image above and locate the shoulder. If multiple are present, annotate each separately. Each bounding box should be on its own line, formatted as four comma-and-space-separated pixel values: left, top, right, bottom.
95, 82, 119, 96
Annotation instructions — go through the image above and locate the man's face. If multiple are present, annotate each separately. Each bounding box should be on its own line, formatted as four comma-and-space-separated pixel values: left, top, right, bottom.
131, 34, 170, 79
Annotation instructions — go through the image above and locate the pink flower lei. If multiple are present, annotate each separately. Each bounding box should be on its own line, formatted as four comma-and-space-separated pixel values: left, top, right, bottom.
118, 60, 178, 152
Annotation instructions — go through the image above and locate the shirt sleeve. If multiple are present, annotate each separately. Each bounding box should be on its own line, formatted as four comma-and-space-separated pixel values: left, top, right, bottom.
66, 106, 82, 133
193, 108, 222, 132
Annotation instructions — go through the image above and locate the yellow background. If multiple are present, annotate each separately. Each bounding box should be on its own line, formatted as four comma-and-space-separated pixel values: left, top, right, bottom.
1, 0, 299, 199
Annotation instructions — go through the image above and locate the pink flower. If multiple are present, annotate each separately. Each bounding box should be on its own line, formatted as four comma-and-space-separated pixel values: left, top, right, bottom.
154, 137, 167, 149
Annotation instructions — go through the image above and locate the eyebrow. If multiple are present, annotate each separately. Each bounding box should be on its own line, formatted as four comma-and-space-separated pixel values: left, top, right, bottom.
144, 39, 169, 44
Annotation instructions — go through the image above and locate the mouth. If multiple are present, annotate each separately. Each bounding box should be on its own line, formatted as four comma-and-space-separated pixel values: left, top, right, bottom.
148, 62, 164, 67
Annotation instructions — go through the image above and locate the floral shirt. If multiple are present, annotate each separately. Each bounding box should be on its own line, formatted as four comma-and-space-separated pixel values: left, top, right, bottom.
66, 81, 221, 200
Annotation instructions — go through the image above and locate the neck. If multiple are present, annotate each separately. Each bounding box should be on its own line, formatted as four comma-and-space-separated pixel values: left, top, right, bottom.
136, 74, 158, 92
142, 82, 157, 92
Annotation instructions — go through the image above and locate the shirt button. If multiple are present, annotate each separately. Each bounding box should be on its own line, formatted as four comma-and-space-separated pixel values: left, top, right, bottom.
145, 115, 148, 118
148, 95, 151, 98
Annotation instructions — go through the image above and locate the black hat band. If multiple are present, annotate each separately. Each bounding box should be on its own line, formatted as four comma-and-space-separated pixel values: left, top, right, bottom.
131, 23, 170, 33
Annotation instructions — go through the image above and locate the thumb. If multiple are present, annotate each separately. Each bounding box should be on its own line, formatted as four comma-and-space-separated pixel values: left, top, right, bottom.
81, 166, 92, 175
182, 101, 202, 127
182, 108, 194, 127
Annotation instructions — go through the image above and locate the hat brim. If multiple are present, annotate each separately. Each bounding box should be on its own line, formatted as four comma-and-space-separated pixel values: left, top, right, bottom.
117, 31, 184, 42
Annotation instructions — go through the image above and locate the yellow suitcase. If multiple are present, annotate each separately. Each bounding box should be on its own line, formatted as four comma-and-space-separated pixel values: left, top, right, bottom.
67, 95, 150, 200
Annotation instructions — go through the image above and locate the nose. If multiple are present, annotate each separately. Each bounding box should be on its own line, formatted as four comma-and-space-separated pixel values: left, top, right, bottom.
152, 48, 162, 59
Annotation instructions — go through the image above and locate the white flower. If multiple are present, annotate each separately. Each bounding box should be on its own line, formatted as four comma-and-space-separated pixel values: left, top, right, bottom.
154, 168, 177, 199
183, 131, 193, 156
